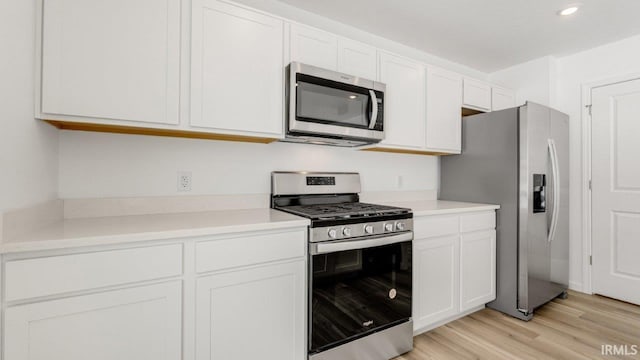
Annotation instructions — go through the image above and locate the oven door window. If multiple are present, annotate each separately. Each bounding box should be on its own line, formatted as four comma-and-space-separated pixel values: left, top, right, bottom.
310, 241, 412, 353
296, 74, 377, 129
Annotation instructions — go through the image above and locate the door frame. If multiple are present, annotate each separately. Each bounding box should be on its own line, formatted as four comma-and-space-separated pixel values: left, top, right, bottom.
581, 73, 640, 295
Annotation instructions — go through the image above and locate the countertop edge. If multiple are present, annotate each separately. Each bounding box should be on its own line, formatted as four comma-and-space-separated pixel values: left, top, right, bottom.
0, 218, 310, 255
412, 205, 500, 217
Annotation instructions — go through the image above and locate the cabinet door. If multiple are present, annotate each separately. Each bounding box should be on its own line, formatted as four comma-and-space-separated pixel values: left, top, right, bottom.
4, 282, 182, 360
491, 86, 517, 111
196, 260, 305, 360
191, 0, 284, 136
40, 0, 180, 124
460, 230, 496, 311
290, 24, 337, 70
463, 78, 491, 112
378, 52, 426, 149
413, 235, 459, 330
337, 38, 377, 80
425, 67, 462, 153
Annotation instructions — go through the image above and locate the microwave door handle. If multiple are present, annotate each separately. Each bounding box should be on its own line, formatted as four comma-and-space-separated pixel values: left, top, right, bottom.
368, 90, 378, 129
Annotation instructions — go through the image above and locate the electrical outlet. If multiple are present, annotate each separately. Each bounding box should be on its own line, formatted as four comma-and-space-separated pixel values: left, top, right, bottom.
177, 172, 192, 192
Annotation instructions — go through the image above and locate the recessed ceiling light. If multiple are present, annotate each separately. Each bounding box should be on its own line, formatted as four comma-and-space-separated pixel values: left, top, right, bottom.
349, 95, 357, 99
558, 6, 579, 16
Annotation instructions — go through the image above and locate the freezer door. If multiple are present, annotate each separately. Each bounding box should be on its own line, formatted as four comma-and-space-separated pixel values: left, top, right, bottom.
517, 102, 567, 314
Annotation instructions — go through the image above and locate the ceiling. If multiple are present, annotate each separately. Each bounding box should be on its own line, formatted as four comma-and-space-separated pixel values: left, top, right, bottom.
276, 0, 640, 72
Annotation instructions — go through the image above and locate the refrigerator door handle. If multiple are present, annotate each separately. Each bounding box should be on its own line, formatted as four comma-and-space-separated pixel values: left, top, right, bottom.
548, 139, 560, 243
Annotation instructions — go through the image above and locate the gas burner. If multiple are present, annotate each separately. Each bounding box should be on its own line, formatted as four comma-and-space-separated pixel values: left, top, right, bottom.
276, 202, 410, 220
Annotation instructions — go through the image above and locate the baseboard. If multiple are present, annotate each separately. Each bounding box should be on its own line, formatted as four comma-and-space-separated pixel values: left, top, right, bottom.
569, 281, 583, 292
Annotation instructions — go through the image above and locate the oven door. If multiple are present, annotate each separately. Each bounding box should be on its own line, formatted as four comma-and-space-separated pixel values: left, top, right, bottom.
289, 62, 384, 142
309, 233, 412, 354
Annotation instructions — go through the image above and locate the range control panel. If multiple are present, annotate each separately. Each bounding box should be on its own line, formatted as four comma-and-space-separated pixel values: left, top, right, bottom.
310, 218, 414, 243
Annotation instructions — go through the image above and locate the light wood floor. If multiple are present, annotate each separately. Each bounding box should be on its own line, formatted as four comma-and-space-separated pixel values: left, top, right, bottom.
395, 291, 640, 360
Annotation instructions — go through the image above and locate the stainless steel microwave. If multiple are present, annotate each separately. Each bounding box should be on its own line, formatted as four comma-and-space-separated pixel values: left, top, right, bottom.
284, 62, 385, 147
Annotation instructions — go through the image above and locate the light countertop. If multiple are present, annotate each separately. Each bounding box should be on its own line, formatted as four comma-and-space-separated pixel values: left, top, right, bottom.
377, 200, 500, 216
1, 200, 498, 254
1, 209, 309, 254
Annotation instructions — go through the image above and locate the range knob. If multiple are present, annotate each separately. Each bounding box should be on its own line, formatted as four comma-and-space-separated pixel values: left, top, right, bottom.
384, 223, 394, 232
342, 227, 352, 237
396, 222, 405, 231
327, 228, 337, 238
364, 225, 374, 234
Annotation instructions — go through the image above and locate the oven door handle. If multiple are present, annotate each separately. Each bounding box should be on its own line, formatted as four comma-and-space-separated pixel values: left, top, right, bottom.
311, 232, 412, 255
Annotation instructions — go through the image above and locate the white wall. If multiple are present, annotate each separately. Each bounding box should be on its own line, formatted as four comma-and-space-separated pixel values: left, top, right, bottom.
489, 56, 557, 107
0, 0, 58, 213
59, 131, 438, 198
554, 33, 640, 291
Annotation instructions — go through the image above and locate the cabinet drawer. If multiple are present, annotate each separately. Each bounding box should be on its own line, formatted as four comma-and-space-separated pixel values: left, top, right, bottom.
460, 211, 496, 233
195, 229, 306, 273
414, 215, 459, 239
5, 244, 183, 302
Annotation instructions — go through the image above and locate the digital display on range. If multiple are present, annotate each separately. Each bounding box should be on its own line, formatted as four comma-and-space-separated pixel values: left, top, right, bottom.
306, 176, 335, 186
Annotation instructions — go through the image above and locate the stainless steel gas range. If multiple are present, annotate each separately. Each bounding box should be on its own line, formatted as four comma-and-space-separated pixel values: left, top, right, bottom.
271, 172, 413, 360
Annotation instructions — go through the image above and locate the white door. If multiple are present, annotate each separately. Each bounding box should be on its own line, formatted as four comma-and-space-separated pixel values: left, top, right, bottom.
190, 0, 284, 136
337, 38, 377, 80
425, 66, 462, 153
378, 52, 425, 149
4, 282, 182, 360
460, 230, 496, 311
290, 24, 338, 70
413, 235, 459, 330
196, 260, 305, 360
40, 0, 180, 124
592, 78, 640, 305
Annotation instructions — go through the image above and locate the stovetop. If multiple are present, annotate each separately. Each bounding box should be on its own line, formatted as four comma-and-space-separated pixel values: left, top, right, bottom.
275, 202, 410, 220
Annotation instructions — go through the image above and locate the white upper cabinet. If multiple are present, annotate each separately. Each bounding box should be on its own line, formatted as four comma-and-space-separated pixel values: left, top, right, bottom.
337, 38, 377, 80
378, 52, 426, 149
463, 78, 492, 112
425, 67, 462, 153
290, 24, 338, 70
190, 0, 284, 137
39, 0, 180, 125
491, 86, 517, 111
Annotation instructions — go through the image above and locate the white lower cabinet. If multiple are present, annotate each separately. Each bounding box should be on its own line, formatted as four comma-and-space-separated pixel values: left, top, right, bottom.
4, 281, 182, 360
460, 230, 496, 311
1, 227, 308, 360
412, 211, 497, 333
413, 235, 459, 329
196, 260, 306, 360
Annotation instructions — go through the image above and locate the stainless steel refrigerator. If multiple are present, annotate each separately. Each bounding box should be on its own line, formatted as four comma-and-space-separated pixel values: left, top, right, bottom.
440, 102, 569, 320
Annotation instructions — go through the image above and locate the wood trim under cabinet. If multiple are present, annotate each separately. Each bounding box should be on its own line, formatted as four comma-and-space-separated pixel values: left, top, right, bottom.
44, 120, 279, 144
361, 147, 455, 156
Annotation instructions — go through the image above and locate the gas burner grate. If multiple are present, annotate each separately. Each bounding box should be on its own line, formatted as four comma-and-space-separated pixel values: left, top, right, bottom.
276, 202, 409, 220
